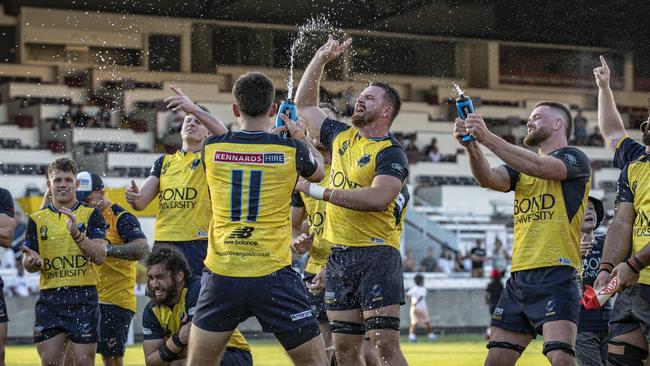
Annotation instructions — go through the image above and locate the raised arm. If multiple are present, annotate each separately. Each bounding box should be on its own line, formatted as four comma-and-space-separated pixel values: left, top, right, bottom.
594, 56, 627, 149
295, 36, 351, 141
288, 115, 325, 183
164, 86, 228, 136
126, 177, 160, 211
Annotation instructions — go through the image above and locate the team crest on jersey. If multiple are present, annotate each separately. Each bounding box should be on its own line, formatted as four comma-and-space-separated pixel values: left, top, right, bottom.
161, 162, 170, 175
358, 154, 371, 167
190, 159, 201, 170
338, 141, 349, 156
39, 225, 48, 240
213, 151, 285, 164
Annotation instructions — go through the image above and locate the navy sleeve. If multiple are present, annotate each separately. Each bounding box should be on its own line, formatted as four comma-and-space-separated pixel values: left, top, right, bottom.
503, 165, 520, 192
141, 303, 165, 340
295, 140, 318, 178
116, 212, 146, 243
149, 155, 165, 178
551, 147, 591, 181
24, 217, 38, 252
86, 209, 107, 240
375, 146, 409, 182
614, 136, 646, 169
291, 192, 305, 208
616, 164, 634, 204
185, 280, 201, 320
319, 118, 350, 150
0, 188, 14, 218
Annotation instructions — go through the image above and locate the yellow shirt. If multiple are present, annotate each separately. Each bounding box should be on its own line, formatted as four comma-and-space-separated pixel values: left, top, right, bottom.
97, 204, 146, 312
320, 120, 410, 250
294, 165, 332, 274
506, 147, 591, 272
26, 202, 107, 290
151, 150, 211, 242
617, 155, 650, 285
142, 280, 250, 351
202, 131, 319, 277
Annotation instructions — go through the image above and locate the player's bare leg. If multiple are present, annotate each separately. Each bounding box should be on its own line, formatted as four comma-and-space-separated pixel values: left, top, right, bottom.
319, 323, 335, 363
36, 333, 69, 366
186, 325, 231, 365
485, 327, 532, 366
362, 339, 382, 366
285, 334, 328, 366
607, 328, 649, 366
69, 342, 97, 366
364, 305, 407, 366
0, 322, 7, 366
328, 309, 366, 366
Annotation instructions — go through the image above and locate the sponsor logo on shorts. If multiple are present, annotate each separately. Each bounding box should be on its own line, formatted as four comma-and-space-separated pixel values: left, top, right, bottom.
324, 291, 336, 304
81, 322, 92, 337
545, 300, 556, 317
290, 310, 313, 321
491, 307, 504, 320
370, 284, 384, 302
107, 337, 117, 349
213, 151, 285, 164
142, 327, 152, 336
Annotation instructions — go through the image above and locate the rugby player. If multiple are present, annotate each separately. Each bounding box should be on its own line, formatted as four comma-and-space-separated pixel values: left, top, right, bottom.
125, 97, 226, 277
142, 246, 251, 365
187, 72, 327, 365
0, 187, 16, 366
593, 55, 650, 365
454, 101, 590, 366
22, 158, 108, 366
296, 36, 411, 366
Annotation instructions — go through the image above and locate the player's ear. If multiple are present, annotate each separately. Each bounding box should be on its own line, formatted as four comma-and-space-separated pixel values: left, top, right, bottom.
232, 103, 241, 118
268, 103, 278, 117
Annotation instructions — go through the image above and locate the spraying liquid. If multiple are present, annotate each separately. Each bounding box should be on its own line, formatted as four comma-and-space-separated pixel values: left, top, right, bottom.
287, 16, 333, 100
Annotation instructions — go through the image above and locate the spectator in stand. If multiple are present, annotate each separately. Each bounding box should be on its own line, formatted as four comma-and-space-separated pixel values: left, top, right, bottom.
402, 249, 417, 273
491, 238, 510, 276
437, 246, 456, 274
423, 138, 442, 162
72, 105, 92, 128
420, 247, 438, 272
95, 105, 112, 128
470, 239, 490, 277
587, 126, 604, 146
573, 108, 588, 145
406, 143, 421, 164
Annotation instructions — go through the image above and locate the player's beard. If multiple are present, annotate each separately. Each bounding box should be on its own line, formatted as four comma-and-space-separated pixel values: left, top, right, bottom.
351, 109, 379, 128
523, 127, 551, 147
147, 277, 179, 307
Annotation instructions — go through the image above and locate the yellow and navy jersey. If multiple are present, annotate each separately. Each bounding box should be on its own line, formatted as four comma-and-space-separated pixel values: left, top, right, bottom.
291, 164, 332, 274
614, 136, 647, 169
617, 155, 650, 285
97, 203, 146, 312
202, 130, 319, 277
25, 202, 107, 290
318, 119, 410, 250
142, 278, 250, 352
150, 149, 211, 242
504, 147, 591, 272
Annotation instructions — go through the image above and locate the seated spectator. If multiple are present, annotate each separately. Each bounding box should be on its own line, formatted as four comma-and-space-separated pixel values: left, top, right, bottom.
402, 249, 417, 273
437, 246, 456, 274
95, 105, 112, 128
587, 126, 604, 146
420, 247, 438, 272
423, 138, 442, 162
72, 105, 93, 127
573, 109, 588, 145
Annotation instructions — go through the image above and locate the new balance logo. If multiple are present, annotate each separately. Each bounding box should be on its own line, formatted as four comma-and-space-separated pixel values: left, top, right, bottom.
229, 226, 255, 239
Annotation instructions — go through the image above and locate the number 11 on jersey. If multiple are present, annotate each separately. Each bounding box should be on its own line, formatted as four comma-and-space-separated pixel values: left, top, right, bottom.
230, 170, 262, 222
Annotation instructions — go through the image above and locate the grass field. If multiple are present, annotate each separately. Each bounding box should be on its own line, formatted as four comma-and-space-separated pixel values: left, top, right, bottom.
5, 335, 550, 365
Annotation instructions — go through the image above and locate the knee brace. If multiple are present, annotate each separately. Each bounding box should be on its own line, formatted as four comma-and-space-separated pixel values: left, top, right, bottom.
543, 341, 575, 357
607, 340, 649, 366
329, 320, 366, 335
365, 316, 400, 331
486, 341, 526, 355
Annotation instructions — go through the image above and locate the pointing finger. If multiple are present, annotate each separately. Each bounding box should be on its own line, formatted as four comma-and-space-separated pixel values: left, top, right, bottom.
170, 85, 184, 96
600, 55, 609, 70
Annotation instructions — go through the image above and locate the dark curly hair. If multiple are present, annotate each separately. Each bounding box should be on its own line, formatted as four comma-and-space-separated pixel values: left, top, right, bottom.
145, 245, 191, 282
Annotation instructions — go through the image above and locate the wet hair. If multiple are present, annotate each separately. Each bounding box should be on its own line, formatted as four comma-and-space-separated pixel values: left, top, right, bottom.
232, 72, 275, 117
48, 158, 78, 177
369, 81, 401, 121
534, 101, 573, 141
414, 274, 424, 286
145, 246, 191, 283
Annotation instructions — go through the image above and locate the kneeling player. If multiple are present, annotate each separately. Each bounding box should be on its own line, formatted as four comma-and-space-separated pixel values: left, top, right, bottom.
142, 246, 251, 365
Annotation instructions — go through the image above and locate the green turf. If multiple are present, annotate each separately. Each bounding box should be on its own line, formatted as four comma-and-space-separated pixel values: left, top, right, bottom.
5, 335, 549, 365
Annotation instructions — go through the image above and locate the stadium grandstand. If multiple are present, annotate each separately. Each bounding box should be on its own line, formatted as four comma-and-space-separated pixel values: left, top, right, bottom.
0, 1, 649, 365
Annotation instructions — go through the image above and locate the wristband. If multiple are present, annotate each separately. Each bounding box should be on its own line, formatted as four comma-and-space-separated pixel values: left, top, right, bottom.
172, 332, 187, 348
600, 261, 614, 270
630, 255, 645, 272
308, 183, 326, 200
159, 343, 181, 362
74, 234, 85, 244
598, 262, 614, 272
71, 231, 81, 240
625, 258, 641, 274
597, 268, 611, 275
